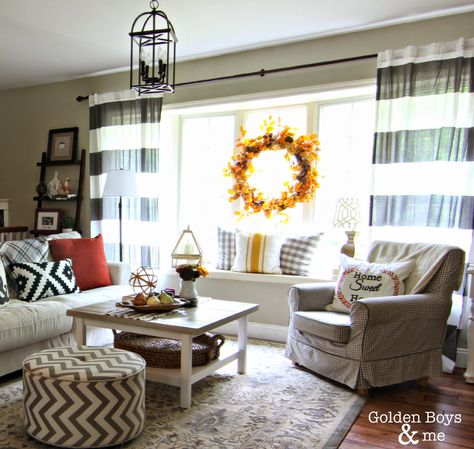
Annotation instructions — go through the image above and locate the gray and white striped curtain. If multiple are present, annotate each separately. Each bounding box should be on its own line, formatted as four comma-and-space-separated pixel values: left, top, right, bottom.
371, 37, 474, 238
370, 37, 474, 367
89, 90, 162, 268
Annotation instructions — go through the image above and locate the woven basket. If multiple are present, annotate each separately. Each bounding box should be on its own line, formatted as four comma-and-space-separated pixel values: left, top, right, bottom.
113, 331, 225, 369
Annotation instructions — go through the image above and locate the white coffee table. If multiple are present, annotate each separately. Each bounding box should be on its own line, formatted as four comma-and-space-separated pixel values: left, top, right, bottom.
67, 298, 258, 408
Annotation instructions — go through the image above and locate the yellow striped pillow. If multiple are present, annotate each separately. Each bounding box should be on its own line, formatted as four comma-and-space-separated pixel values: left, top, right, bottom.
232, 232, 283, 274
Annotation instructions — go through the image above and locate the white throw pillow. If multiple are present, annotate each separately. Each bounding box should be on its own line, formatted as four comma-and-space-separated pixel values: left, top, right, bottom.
326, 255, 415, 313
232, 232, 283, 274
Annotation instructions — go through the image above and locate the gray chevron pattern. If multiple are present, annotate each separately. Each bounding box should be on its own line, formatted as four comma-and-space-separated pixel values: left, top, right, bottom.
23, 346, 145, 448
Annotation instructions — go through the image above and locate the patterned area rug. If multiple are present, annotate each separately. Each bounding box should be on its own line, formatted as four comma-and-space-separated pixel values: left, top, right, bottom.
0, 339, 366, 449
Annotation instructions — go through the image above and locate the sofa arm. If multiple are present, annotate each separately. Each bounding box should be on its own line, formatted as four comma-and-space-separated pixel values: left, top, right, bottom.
288, 282, 337, 313
107, 262, 131, 285
348, 294, 452, 360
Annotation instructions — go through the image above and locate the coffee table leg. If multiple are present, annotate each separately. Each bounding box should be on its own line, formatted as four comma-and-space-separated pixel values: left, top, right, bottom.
180, 335, 193, 408
75, 318, 87, 345
237, 316, 248, 374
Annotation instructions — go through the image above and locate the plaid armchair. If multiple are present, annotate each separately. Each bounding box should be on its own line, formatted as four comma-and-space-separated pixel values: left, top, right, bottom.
285, 241, 465, 393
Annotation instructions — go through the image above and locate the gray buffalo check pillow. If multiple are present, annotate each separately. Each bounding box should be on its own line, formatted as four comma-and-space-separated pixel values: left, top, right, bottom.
280, 234, 322, 276
216, 227, 237, 270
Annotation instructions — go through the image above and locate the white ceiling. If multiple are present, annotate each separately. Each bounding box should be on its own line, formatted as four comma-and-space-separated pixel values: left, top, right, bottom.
0, 0, 473, 91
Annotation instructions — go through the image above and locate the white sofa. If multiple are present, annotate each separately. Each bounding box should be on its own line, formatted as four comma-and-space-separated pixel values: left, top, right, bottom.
0, 233, 133, 377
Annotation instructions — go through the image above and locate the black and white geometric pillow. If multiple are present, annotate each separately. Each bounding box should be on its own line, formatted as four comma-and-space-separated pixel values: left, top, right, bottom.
0, 260, 10, 307
9, 259, 80, 302
280, 234, 322, 276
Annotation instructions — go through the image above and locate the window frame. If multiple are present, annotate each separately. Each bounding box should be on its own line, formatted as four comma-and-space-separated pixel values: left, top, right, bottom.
160, 80, 376, 270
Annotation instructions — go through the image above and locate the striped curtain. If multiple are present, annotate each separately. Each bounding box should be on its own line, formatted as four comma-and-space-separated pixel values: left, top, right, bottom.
371, 37, 474, 242
370, 37, 474, 370
89, 90, 162, 268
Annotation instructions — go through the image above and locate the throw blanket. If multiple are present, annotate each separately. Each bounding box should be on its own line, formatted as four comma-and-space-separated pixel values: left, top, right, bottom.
367, 240, 463, 294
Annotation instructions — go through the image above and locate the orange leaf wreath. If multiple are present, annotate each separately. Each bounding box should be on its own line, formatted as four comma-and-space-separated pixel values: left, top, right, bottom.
224, 118, 321, 219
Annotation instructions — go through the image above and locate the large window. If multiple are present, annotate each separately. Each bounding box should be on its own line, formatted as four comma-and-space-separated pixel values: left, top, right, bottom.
160, 84, 376, 276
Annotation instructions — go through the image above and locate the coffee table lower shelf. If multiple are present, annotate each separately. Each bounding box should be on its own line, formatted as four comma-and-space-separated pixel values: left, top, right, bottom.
146, 345, 242, 386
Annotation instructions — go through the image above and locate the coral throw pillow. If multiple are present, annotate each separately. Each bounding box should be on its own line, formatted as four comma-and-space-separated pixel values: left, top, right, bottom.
326, 255, 415, 313
49, 234, 112, 291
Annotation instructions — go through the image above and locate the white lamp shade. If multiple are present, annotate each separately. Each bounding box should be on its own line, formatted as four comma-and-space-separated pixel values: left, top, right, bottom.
103, 169, 138, 197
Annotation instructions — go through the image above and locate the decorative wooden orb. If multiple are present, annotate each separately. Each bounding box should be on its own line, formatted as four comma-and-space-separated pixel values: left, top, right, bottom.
128, 266, 157, 295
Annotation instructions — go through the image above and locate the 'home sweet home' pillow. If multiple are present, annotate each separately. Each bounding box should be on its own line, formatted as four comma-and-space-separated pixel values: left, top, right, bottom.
326, 255, 415, 313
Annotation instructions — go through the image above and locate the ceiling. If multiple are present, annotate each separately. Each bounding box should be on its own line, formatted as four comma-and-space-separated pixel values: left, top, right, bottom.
0, 0, 473, 91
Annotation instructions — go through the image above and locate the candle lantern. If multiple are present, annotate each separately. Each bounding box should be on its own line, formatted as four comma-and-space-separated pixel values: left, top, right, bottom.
171, 226, 203, 267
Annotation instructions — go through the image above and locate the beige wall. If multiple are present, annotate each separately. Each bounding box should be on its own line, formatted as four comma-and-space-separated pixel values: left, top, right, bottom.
0, 12, 472, 233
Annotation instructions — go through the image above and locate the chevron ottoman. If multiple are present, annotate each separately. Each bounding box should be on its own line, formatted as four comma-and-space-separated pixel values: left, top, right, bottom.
23, 346, 146, 448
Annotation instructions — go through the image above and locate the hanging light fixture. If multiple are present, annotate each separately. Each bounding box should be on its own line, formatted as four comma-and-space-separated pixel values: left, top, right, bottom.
130, 0, 177, 95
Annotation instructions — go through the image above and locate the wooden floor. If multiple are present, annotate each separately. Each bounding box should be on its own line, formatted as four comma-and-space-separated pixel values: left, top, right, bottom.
340, 368, 474, 448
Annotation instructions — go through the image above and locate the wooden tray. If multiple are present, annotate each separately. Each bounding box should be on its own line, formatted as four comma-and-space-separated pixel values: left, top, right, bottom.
120, 296, 186, 312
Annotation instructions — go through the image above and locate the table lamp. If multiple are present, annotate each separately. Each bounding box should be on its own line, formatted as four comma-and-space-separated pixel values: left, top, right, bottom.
103, 169, 138, 262
333, 197, 360, 258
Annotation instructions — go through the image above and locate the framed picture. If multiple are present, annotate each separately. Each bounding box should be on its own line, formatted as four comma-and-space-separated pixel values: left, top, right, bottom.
35, 209, 62, 232
47, 127, 78, 162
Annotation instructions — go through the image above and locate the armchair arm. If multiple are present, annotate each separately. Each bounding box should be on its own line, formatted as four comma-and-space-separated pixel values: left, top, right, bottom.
288, 282, 336, 313
348, 293, 452, 360
107, 262, 131, 285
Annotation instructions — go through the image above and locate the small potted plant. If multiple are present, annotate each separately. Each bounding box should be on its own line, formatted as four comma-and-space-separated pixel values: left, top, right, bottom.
175, 264, 208, 301
61, 215, 75, 232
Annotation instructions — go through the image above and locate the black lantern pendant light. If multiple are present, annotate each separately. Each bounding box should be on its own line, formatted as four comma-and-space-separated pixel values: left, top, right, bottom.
130, 0, 177, 95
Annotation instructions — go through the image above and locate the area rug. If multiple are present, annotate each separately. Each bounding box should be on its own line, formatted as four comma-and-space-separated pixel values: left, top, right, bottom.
0, 339, 366, 449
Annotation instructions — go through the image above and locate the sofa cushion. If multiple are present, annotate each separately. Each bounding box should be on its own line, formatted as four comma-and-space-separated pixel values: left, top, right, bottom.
0, 262, 9, 307
42, 284, 133, 308
326, 255, 415, 313
49, 234, 112, 291
294, 311, 351, 343
10, 260, 79, 302
0, 300, 72, 352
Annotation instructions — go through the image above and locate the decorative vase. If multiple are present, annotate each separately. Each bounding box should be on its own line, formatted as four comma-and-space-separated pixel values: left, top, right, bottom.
47, 171, 61, 198
179, 279, 198, 300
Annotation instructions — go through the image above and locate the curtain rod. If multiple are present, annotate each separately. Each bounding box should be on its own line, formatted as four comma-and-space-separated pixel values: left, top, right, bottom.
76, 53, 377, 102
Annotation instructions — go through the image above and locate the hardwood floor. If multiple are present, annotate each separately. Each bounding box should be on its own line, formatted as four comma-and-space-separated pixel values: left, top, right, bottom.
340, 368, 474, 448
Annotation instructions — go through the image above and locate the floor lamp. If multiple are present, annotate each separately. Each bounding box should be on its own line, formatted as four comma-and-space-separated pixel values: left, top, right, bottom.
103, 169, 138, 262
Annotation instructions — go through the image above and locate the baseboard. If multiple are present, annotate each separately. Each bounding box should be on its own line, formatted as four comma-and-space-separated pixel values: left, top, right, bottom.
456, 348, 468, 368
215, 321, 288, 344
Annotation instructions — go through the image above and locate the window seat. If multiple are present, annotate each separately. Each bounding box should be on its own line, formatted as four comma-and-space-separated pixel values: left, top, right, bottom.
159, 268, 333, 285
